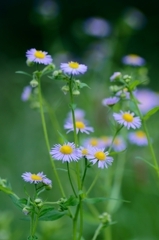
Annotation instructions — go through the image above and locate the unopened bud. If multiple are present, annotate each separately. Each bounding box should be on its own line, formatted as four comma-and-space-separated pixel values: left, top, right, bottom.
53, 70, 62, 77
26, 59, 34, 67
73, 90, 80, 95
30, 79, 38, 88
109, 85, 119, 93
99, 212, 111, 225
123, 75, 131, 82
61, 85, 69, 94
22, 206, 31, 215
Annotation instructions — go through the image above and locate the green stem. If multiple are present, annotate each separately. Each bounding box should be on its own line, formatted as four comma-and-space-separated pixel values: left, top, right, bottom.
92, 223, 103, 240
108, 126, 123, 152
81, 158, 88, 188
86, 170, 100, 195
107, 154, 126, 214
44, 99, 63, 143
130, 91, 159, 177
38, 79, 65, 197
67, 162, 78, 197
69, 78, 78, 147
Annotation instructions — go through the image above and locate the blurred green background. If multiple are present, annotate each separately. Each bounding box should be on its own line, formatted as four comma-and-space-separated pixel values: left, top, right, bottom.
1, 0, 159, 239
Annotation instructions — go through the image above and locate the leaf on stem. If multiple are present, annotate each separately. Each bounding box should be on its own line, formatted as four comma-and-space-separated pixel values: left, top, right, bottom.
15, 71, 32, 77
143, 106, 159, 121
39, 207, 65, 221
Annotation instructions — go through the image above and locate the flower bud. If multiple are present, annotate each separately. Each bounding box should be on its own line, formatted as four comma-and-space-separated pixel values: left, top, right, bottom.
73, 90, 80, 95
22, 206, 31, 215
53, 70, 62, 77
109, 85, 119, 93
123, 75, 132, 83
26, 59, 34, 67
61, 85, 69, 94
35, 198, 42, 204
45, 184, 52, 190
99, 212, 111, 225
30, 79, 38, 88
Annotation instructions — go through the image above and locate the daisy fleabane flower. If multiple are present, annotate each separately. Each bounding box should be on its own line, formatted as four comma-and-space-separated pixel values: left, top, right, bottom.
113, 110, 141, 130
110, 72, 121, 81
60, 61, 87, 75
128, 130, 148, 146
102, 97, 119, 107
64, 120, 94, 134
21, 172, 52, 185
50, 142, 82, 163
112, 136, 127, 152
122, 54, 145, 66
87, 147, 113, 169
26, 48, 53, 65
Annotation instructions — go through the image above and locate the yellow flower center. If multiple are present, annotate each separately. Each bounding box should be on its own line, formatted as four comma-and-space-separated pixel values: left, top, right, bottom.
34, 51, 45, 59
82, 149, 88, 155
60, 145, 73, 154
122, 113, 133, 122
90, 138, 98, 146
75, 121, 85, 129
114, 138, 120, 145
129, 54, 138, 59
68, 61, 79, 69
136, 131, 145, 138
31, 174, 42, 181
94, 151, 106, 161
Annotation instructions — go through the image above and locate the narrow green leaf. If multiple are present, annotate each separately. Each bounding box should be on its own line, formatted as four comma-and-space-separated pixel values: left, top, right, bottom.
136, 156, 156, 169
39, 207, 65, 221
143, 106, 159, 121
64, 195, 79, 207
56, 131, 68, 143
56, 168, 68, 172
10, 195, 27, 209
15, 71, 32, 77
79, 82, 91, 89
83, 197, 129, 204
129, 80, 141, 90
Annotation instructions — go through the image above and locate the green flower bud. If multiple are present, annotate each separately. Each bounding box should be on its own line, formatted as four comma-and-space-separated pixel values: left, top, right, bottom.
45, 184, 52, 190
26, 59, 34, 67
109, 85, 119, 93
35, 198, 42, 204
73, 90, 80, 95
30, 79, 38, 88
61, 85, 69, 94
53, 70, 62, 77
99, 212, 111, 225
123, 75, 132, 83
22, 206, 31, 215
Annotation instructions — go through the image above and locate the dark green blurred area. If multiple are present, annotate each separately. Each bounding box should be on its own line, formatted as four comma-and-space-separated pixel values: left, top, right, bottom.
1, 0, 159, 239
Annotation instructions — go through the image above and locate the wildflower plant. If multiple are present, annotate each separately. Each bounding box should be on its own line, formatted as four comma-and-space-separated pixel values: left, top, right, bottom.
1, 45, 159, 240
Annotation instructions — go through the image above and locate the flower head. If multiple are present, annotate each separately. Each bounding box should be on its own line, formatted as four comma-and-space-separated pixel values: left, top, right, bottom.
113, 110, 141, 129
21, 86, 32, 101
116, 88, 130, 99
50, 142, 82, 163
110, 72, 121, 81
83, 17, 111, 37
134, 88, 159, 114
128, 130, 148, 146
22, 172, 52, 185
26, 48, 53, 65
64, 120, 94, 134
65, 109, 86, 123
87, 147, 113, 169
112, 136, 127, 152
122, 54, 145, 66
102, 97, 119, 107
60, 61, 87, 75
